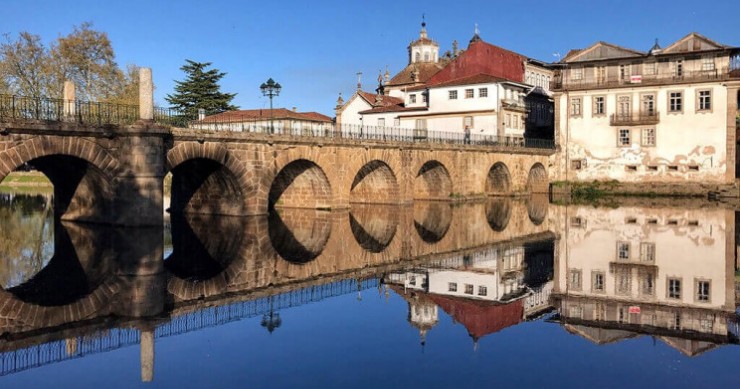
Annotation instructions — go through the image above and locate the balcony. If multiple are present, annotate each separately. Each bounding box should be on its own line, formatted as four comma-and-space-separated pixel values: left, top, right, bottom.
610, 111, 660, 126
551, 67, 739, 91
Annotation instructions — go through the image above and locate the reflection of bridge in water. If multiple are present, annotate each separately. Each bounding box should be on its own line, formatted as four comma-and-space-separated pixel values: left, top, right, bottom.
0, 199, 555, 379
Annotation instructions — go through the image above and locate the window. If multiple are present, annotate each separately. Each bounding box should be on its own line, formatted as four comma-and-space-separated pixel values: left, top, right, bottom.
478, 286, 488, 296
675, 59, 683, 77
669, 91, 683, 112
448, 282, 458, 292
571, 159, 584, 170
377, 118, 385, 127
618, 129, 631, 146
596, 66, 606, 83
394, 118, 400, 127
668, 278, 681, 299
448, 90, 458, 100
415, 53, 421, 62
415, 119, 427, 129
464, 284, 474, 295
465, 89, 474, 98
644, 62, 656, 76
616, 270, 631, 295
698, 90, 712, 111
592, 271, 605, 292
463, 116, 473, 128
617, 242, 630, 260
422, 93, 427, 103
639, 242, 655, 261
513, 115, 519, 129
640, 273, 655, 296
409, 276, 416, 286
409, 94, 417, 103
619, 64, 630, 80
479, 87, 488, 97
641, 128, 656, 147
570, 97, 582, 116
618, 96, 631, 116
702, 56, 715, 71
696, 280, 710, 302
568, 269, 582, 290
572, 67, 583, 80
505, 114, 511, 127
424, 52, 430, 62
641, 94, 655, 115
593, 96, 605, 115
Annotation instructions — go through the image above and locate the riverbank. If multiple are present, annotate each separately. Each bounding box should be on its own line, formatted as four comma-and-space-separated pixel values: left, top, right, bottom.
550, 180, 736, 201
0, 172, 53, 194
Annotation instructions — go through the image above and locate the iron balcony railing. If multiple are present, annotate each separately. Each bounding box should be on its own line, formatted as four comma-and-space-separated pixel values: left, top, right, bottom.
551, 67, 739, 91
0, 94, 139, 126
610, 111, 660, 126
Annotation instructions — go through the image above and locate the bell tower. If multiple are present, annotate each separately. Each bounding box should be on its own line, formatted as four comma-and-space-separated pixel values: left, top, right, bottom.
408, 16, 439, 65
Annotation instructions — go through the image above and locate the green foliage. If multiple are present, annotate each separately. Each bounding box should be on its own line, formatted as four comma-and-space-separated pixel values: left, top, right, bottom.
165, 60, 237, 118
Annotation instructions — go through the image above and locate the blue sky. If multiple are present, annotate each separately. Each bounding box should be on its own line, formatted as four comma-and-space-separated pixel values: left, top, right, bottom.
3, 0, 738, 115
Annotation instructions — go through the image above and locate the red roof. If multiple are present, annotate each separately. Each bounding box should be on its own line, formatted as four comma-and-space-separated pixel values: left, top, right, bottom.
426, 40, 527, 86
427, 293, 524, 340
386, 62, 447, 87
198, 108, 332, 123
407, 73, 510, 91
358, 106, 427, 114
357, 91, 404, 107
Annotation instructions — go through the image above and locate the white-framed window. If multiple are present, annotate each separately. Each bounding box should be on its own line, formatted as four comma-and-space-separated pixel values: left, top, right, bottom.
569, 269, 582, 290
618, 129, 631, 147
593, 96, 605, 115
596, 66, 606, 83
415, 118, 427, 129
702, 56, 715, 71
644, 62, 656, 75
479, 87, 488, 97
422, 93, 427, 103
409, 94, 417, 103
674, 59, 683, 77
592, 271, 605, 292
668, 278, 681, 299
669, 91, 683, 112
448, 90, 458, 100
464, 284, 474, 295
696, 280, 710, 302
570, 97, 582, 116
394, 118, 400, 127
448, 282, 457, 292
641, 128, 656, 147
424, 52, 430, 62
463, 116, 473, 128
698, 89, 712, 111
465, 89, 474, 98
478, 286, 488, 296
505, 114, 511, 127
639, 242, 655, 261
618, 95, 631, 116
640, 273, 655, 296
619, 64, 630, 80
377, 118, 385, 127
617, 242, 630, 260
641, 94, 655, 115
572, 67, 583, 80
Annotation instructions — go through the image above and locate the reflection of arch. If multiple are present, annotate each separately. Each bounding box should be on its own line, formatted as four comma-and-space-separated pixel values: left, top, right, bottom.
413, 202, 452, 243
527, 194, 549, 226
349, 205, 398, 253
269, 210, 331, 263
523, 238, 555, 289
414, 160, 453, 200
167, 142, 259, 216
485, 198, 512, 232
350, 160, 399, 204
269, 159, 332, 209
526, 163, 548, 194
486, 162, 511, 195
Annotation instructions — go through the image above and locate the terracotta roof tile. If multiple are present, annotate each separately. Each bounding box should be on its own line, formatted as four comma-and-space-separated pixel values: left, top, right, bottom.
357, 91, 404, 107
358, 105, 427, 114
407, 73, 509, 91
198, 108, 332, 123
386, 62, 447, 87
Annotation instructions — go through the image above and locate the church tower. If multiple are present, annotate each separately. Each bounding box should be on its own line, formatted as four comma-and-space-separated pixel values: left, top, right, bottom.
408, 18, 439, 65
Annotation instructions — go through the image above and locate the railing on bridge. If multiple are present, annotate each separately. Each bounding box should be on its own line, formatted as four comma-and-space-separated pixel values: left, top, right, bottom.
0, 277, 379, 377
0, 94, 139, 126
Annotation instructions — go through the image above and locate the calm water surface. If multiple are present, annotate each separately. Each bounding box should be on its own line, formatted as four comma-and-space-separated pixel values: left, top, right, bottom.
0, 191, 739, 388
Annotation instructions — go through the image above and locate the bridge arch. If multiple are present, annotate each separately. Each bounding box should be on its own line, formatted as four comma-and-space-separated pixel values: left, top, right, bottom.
413, 202, 452, 243
526, 163, 549, 194
0, 137, 120, 221
414, 160, 453, 200
269, 210, 332, 263
166, 142, 260, 216
486, 162, 512, 196
349, 205, 398, 253
269, 159, 332, 209
350, 160, 399, 204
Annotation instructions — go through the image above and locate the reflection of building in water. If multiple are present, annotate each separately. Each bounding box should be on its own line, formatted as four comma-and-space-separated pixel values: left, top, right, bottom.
553, 206, 739, 356
386, 240, 555, 346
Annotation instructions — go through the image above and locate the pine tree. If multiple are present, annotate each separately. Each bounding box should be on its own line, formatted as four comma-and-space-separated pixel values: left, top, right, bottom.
165, 60, 237, 118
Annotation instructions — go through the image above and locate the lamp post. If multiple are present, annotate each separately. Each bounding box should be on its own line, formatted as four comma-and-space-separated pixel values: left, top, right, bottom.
260, 78, 282, 134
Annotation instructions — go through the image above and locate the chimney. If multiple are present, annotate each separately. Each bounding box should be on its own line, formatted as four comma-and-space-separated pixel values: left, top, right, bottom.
198, 108, 206, 120
292, 107, 297, 112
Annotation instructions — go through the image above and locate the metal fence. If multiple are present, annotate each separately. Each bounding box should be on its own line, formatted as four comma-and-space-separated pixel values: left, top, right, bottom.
0, 94, 139, 126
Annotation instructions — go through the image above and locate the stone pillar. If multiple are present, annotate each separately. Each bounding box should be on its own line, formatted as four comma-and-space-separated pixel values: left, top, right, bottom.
63, 80, 76, 120
139, 67, 154, 121
726, 85, 739, 183
140, 329, 154, 382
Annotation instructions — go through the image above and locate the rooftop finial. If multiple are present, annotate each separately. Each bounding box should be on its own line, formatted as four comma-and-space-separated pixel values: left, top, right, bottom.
650, 38, 662, 54
474, 23, 479, 36
470, 23, 481, 44
356, 71, 362, 90
420, 14, 428, 39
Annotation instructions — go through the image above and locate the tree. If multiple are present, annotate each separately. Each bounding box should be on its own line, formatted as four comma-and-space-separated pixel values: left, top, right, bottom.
51, 22, 124, 101
0, 32, 55, 98
165, 60, 237, 117
105, 63, 141, 106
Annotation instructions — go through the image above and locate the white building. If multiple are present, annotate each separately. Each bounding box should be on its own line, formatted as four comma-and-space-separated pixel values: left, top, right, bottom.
552, 33, 740, 184
193, 108, 333, 134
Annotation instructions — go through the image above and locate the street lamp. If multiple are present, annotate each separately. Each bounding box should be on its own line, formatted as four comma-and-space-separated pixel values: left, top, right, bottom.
260, 78, 282, 134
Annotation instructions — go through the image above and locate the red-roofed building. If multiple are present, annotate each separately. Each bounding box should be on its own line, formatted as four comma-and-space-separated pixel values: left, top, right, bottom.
336, 23, 554, 140
193, 107, 332, 134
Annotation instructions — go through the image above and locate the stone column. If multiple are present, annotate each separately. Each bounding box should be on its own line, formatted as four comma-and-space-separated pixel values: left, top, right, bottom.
63, 80, 76, 120
726, 85, 739, 183
139, 67, 154, 121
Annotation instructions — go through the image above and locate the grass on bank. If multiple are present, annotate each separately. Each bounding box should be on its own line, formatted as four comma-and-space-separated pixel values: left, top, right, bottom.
0, 171, 53, 194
